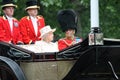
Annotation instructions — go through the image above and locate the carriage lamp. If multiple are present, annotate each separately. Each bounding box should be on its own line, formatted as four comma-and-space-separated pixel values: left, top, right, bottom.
89, 27, 103, 45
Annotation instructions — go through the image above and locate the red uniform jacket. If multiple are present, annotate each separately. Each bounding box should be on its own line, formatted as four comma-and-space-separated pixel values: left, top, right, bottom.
0, 16, 23, 44
58, 37, 82, 51
19, 16, 45, 44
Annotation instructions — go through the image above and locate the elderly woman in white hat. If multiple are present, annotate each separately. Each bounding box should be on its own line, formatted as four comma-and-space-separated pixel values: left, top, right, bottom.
35, 25, 59, 52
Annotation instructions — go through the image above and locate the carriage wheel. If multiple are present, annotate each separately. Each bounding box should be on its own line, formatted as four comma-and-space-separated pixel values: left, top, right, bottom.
0, 62, 17, 80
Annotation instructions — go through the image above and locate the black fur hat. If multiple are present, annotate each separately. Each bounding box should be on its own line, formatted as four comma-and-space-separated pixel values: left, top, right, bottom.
57, 9, 78, 32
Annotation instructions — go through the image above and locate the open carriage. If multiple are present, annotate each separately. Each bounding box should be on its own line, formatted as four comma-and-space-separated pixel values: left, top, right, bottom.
0, 0, 120, 79
0, 38, 120, 80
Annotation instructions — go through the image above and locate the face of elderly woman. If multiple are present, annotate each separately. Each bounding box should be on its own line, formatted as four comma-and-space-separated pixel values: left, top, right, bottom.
43, 31, 54, 42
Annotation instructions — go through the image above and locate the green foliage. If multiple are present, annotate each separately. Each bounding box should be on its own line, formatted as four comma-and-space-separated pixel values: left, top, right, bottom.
0, 0, 120, 39
99, 0, 120, 38
41, 0, 62, 7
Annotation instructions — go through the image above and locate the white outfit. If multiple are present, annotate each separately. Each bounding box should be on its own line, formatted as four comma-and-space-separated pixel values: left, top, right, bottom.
30, 16, 38, 36
35, 40, 59, 53
6, 15, 13, 32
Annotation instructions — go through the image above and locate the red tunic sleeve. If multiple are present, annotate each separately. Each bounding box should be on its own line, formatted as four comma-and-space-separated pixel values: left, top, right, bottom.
58, 39, 68, 51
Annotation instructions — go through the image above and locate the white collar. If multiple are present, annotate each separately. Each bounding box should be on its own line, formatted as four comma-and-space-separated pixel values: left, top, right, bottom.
30, 16, 37, 20
6, 15, 13, 21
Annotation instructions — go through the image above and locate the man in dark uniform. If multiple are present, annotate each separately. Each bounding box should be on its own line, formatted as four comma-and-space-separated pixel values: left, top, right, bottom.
57, 9, 82, 51
19, 0, 45, 44
0, 0, 23, 44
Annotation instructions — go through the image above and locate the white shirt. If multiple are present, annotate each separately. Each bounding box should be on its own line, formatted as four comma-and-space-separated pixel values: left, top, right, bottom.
6, 15, 13, 32
35, 40, 59, 53
30, 16, 38, 36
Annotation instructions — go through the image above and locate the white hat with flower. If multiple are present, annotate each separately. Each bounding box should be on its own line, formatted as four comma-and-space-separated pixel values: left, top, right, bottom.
40, 25, 56, 38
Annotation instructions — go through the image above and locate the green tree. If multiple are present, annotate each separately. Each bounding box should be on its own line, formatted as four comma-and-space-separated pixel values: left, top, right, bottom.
1, 0, 120, 39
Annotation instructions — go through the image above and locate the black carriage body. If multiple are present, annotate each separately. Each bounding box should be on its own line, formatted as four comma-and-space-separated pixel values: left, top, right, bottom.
0, 38, 120, 80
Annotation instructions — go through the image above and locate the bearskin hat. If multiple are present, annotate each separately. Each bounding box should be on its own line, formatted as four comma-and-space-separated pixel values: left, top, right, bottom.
57, 9, 78, 32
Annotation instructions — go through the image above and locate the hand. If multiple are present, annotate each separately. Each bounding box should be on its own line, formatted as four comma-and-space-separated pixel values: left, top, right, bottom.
72, 41, 77, 45
29, 40, 35, 44
17, 42, 24, 45
30, 41, 34, 44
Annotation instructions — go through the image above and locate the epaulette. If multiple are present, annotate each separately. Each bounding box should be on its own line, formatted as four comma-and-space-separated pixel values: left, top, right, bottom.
21, 16, 30, 20
1, 16, 18, 20
13, 17, 18, 20
26, 16, 30, 20
37, 15, 43, 19
2, 16, 7, 20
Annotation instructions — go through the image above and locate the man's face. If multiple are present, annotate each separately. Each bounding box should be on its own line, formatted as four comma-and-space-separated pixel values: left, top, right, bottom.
65, 29, 75, 38
3, 7, 14, 17
27, 8, 38, 16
